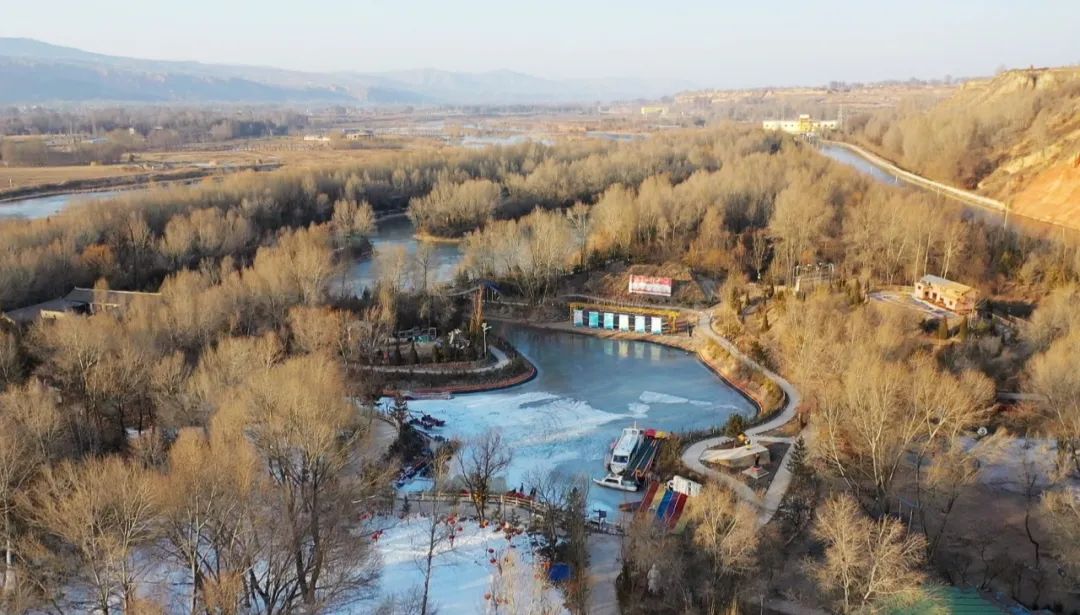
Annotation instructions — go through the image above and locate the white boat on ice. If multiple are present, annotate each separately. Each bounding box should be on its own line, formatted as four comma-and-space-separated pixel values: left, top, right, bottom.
607, 425, 644, 474
592, 473, 639, 492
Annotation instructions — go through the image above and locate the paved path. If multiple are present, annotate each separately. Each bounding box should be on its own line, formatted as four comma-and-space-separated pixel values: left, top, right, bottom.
821, 141, 1006, 213
681, 310, 804, 526
586, 534, 622, 615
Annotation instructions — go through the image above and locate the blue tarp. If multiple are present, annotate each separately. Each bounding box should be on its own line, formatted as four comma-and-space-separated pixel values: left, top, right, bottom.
548, 563, 572, 583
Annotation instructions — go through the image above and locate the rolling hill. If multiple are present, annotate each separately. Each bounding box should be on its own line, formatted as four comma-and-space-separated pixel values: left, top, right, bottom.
847, 66, 1080, 230
0, 38, 691, 105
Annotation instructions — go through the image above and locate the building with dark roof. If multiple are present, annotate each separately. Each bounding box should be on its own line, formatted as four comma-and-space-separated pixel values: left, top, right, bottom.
3, 287, 160, 325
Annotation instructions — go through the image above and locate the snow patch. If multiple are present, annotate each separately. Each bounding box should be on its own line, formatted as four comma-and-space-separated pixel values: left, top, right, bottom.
962, 436, 1060, 493
355, 515, 565, 615
639, 390, 712, 406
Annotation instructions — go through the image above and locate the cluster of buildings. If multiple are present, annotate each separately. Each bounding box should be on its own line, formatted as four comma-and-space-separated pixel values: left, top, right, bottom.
570, 302, 682, 335
639, 106, 670, 117
761, 114, 839, 136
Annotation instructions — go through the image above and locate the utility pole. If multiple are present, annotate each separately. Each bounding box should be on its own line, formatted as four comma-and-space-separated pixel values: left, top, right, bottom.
481, 322, 491, 358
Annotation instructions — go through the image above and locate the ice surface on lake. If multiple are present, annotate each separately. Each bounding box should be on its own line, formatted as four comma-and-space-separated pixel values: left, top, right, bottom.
639, 390, 713, 406
406, 324, 757, 513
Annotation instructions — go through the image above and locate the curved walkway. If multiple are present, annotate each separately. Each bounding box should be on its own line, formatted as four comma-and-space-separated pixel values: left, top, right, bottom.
681, 309, 804, 526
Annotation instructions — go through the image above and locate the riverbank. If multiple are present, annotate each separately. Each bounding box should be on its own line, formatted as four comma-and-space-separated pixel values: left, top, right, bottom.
413, 230, 466, 244
0, 163, 282, 204
820, 140, 1080, 240
822, 140, 1006, 212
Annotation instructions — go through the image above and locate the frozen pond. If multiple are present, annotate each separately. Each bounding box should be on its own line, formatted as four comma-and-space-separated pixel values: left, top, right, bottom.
404, 324, 757, 514
0, 190, 127, 220
341, 215, 463, 295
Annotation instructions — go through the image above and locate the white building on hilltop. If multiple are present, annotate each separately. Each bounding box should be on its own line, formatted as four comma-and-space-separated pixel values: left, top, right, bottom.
762, 114, 839, 135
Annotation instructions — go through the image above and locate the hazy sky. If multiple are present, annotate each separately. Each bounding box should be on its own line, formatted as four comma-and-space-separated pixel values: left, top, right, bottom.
3, 0, 1079, 86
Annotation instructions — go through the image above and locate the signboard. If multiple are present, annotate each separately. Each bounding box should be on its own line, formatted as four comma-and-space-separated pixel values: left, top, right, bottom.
651, 317, 663, 334
603, 313, 615, 330
628, 275, 673, 297
588, 312, 600, 328
573, 309, 584, 326
635, 315, 646, 332
618, 314, 630, 331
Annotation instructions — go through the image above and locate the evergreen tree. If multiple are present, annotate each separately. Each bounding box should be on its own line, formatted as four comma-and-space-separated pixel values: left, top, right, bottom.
787, 436, 816, 485
390, 394, 410, 428
723, 414, 747, 438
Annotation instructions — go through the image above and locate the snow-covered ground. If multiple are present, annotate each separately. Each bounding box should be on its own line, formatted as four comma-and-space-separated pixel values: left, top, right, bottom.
962, 435, 1063, 493
356, 515, 566, 614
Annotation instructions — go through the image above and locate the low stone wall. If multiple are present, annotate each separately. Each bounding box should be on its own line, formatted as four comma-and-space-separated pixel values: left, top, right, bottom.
392, 362, 537, 397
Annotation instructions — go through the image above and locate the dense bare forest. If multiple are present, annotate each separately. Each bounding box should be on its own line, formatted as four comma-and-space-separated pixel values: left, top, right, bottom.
843, 67, 1080, 211
1, 124, 1079, 613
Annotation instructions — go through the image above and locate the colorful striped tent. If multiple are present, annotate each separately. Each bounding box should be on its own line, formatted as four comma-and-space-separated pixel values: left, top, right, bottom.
634, 481, 693, 532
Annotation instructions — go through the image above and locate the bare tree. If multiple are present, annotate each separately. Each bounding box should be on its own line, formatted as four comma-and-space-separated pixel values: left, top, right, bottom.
684, 483, 759, 611
0, 380, 64, 594
0, 332, 22, 391
486, 550, 565, 615
156, 425, 258, 614
332, 199, 376, 248
23, 457, 158, 615
1028, 326, 1080, 476
565, 202, 592, 269
1042, 486, 1080, 582
809, 494, 927, 614
413, 240, 437, 296
457, 430, 513, 523
419, 444, 455, 615
228, 354, 385, 613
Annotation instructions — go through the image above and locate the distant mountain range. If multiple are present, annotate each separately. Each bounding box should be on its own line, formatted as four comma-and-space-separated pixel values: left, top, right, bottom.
0, 38, 692, 105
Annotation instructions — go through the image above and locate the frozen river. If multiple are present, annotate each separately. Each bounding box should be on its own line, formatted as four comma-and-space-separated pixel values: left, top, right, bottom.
341, 215, 464, 294
818, 143, 904, 187
0, 190, 128, 220
404, 324, 757, 514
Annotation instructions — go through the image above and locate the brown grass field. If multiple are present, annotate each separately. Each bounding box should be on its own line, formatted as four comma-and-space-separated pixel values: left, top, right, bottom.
0, 137, 424, 196
0, 164, 144, 191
